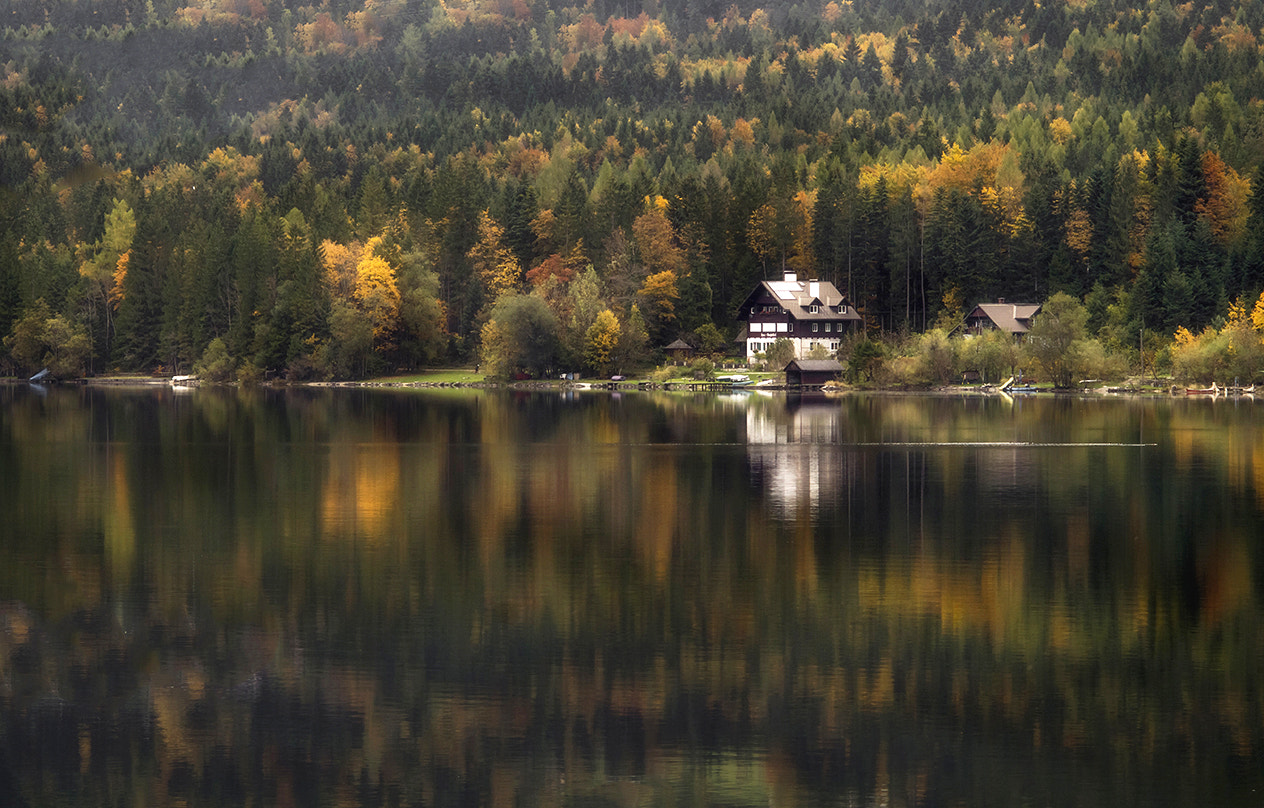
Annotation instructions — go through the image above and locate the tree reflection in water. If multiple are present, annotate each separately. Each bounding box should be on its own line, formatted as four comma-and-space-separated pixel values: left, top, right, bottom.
0, 386, 1260, 807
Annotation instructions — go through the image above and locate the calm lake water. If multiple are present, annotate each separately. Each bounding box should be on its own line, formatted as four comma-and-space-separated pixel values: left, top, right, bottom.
1, 384, 1261, 807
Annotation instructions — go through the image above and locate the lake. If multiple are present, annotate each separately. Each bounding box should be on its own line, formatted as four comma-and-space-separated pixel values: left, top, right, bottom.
0, 384, 1261, 807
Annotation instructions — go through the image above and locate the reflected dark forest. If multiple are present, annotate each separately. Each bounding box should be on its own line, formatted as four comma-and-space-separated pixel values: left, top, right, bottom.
0, 386, 1261, 807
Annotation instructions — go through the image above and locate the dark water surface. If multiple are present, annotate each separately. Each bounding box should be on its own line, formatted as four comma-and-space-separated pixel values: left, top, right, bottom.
1, 385, 1261, 807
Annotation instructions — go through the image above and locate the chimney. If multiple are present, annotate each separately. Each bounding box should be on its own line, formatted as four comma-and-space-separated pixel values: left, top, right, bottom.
809, 281, 819, 299
784, 271, 797, 283
997, 297, 1005, 304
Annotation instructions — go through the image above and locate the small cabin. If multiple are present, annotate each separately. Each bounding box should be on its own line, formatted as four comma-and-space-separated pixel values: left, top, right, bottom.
663, 338, 695, 364
785, 358, 844, 387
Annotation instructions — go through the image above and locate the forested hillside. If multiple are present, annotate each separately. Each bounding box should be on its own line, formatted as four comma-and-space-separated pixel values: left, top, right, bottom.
2, 0, 1264, 378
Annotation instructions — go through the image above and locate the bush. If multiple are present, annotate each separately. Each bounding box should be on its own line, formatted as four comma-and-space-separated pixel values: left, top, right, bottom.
649, 365, 677, 383
690, 357, 715, 380
237, 361, 264, 385
1076, 338, 1129, 382
916, 329, 958, 385
847, 339, 883, 382
194, 337, 236, 382
763, 337, 795, 370
957, 329, 1019, 383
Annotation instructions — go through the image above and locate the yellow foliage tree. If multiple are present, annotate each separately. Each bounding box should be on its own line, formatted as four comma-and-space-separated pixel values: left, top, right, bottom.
109, 251, 129, 311
1195, 151, 1250, 246
788, 189, 817, 274
479, 318, 510, 378
638, 270, 678, 344
584, 309, 622, 376
321, 239, 360, 300
632, 208, 686, 276
1250, 292, 1264, 333
354, 237, 400, 347
746, 203, 779, 272
79, 197, 136, 354
924, 141, 1010, 197
468, 210, 522, 301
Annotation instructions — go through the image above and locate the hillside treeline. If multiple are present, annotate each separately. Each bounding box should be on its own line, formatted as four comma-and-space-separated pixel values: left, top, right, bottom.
3, 0, 1264, 378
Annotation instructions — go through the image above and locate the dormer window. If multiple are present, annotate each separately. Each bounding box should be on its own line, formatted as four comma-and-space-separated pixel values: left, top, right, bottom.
837, 305, 846, 314
809, 305, 820, 313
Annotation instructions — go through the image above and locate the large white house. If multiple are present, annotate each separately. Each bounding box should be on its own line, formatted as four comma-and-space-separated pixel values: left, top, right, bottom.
737, 272, 862, 362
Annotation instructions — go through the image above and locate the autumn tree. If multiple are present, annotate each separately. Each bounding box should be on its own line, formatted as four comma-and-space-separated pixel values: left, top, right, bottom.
584, 309, 621, 376
1024, 291, 1091, 388
354, 236, 402, 354
468, 210, 522, 303
632, 203, 686, 277
79, 197, 136, 364
637, 269, 679, 347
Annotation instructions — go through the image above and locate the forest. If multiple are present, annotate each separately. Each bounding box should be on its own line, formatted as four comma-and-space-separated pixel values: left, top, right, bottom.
2, 0, 1264, 379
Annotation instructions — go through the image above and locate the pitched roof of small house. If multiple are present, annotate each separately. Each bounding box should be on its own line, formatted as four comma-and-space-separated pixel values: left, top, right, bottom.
664, 338, 693, 351
967, 302, 1041, 334
785, 359, 845, 373
738, 274, 863, 322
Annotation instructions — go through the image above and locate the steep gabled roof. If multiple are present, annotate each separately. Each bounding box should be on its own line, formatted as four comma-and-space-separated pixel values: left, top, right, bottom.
785, 359, 844, 372
968, 303, 1041, 334
738, 276, 863, 322
663, 338, 694, 351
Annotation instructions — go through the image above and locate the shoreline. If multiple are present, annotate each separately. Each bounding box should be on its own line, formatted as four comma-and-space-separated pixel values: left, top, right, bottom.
1, 375, 1213, 398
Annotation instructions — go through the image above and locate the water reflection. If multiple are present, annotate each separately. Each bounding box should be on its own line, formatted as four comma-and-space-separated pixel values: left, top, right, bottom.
0, 385, 1261, 807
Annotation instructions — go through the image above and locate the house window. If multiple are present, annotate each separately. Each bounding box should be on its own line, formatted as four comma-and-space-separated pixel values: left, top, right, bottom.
812, 323, 819, 332
837, 305, 846, 314
823, 323, 831, 333
809, 304, 819, 313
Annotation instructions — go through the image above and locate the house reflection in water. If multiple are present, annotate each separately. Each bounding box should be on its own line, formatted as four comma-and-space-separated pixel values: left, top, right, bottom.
745, 393, 853, 517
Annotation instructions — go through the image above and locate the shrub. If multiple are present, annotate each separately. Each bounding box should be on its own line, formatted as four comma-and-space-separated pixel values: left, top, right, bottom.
690, 357, 716, 380
847, 338, 883, 382
649, 365, 677, 383
194, 337, 236, 382
916, 328, 958, 385
237, 361, 264, 385
763, 338, 795, 370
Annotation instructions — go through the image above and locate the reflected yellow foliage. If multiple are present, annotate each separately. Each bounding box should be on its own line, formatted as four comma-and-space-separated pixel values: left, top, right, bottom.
105, 449, 136, 581
3, 388, 1264, 807
320, 442, 401, 542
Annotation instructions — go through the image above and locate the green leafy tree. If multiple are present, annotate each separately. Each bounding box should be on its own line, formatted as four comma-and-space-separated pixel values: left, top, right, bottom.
324, 301, 375, 378
78, 197, 135, 363
193, 337, 235, 382
847, 338, 884, 382
613, 304, 649, 373
479, 293, 560, 378
1024, 291, 1091, 388
4, 299, 92, 379
692, 322, 726, 356
397, 250, 447, 367
763, 337, 796, 371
